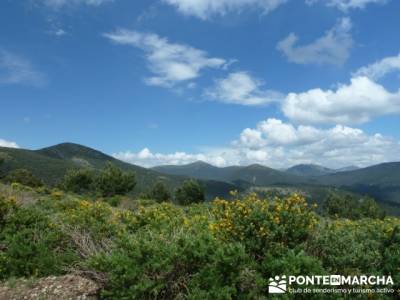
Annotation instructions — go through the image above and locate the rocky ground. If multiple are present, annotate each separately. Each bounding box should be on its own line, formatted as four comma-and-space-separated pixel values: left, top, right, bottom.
0, 275, 100, 300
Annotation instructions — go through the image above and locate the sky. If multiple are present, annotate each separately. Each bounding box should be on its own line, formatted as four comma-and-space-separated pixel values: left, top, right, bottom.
1, 0, 400, 169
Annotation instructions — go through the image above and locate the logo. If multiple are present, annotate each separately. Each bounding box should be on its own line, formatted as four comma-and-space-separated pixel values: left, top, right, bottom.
268, 275, 287, 294
267, 274, 394, 295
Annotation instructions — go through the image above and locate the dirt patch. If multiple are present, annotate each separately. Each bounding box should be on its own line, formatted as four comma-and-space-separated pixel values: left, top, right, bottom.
0, 275, 100, 300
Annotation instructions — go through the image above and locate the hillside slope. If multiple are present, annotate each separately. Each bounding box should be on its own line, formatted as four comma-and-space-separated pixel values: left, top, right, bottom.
286, 164, 334, 176
154, 162, 309, 185
0, 143, 238, 198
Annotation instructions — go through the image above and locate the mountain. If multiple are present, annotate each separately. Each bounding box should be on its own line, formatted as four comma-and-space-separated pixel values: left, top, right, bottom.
153, 160, 400, 210
317, 162, 400, 186
154, 161, 309, 186
335, 165, 359, 172
315, 162, 400, 206
286, 164, 334, 177
0, 143, 179, 191
153, 161, 224, 181
0, 143, 238, 199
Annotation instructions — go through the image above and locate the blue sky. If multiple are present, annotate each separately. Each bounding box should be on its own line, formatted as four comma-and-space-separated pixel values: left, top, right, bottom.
1, 0, 399, 168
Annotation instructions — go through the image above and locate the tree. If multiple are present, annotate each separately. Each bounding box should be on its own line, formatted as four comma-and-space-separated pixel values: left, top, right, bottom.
175, 180, 205, 205
95, 163, 136, 197
149, 181, 171, 203
62, 169, 96, 194
323, 192, 385, 220
5, 169, 43, 188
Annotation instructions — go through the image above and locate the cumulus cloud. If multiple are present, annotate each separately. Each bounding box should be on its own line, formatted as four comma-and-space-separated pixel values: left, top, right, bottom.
0, 50, 46, 87
282, 76, 400, 124
0, 139, 19, 148
114, 148, 228, 168
104, 29, 228, 87
233, 119, 400, 168
163, 0, 288, 20
206, 72, 283, 105
41, 0, 113, 8
353, 53, 400, 80
114, 118, 400, 169
277, 18, 353, 66
306, 0, 389, 11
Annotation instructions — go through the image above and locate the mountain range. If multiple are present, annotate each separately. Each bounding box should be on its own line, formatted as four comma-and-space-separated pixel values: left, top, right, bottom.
1, 143, 399, 211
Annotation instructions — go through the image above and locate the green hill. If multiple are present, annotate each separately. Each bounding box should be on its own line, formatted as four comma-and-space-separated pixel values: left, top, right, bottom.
154, 161, 308, 185
315, 162, 400, 206
153, 160, 400, 211
286, 164, 334, 176
0, 143, 237, 199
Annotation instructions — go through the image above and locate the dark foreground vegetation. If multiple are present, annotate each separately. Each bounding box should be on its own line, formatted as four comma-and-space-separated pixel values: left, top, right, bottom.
0, 159, 399, 299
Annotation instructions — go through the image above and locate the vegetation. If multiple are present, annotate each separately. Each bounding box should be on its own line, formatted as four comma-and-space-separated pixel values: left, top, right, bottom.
94, 163, 136, 197
4, 169, 43, 188
0, 180, 398, 299
323, 192, 385, 219
61, 164, 136, 197
2, 143, 400, 209
174, 180, 205, 205
0, 143, 400, 298
148, 181, 171, 203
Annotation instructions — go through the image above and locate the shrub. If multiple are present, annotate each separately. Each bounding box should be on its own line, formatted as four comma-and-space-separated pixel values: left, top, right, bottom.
149, 181, 171, 203
307, 218, 400, 276
61, 168, 96, 194
323, 192, 385, 219
88, 229, 262, 300
209, 193, 318, 258
0, 205, 77, 279
95, 163, 136, 197
175, 180, 205, 205
4, 169, 43, 188
0, 196, 17, 230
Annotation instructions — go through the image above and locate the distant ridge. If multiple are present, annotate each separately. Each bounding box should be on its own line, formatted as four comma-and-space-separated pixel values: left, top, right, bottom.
0, 143, 238, 199
154, 161, 308, 185
1, 143, 400, 206
286, 164, 334, 177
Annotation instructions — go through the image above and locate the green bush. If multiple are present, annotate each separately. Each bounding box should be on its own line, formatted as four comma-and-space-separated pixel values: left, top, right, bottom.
175, 180, 205, 205
61, 168, 96, 194
89, 229, 262, 300
0, 191, 398, 299
149, 181, 171, 203
323, 192, 385, 219
0, 205, 77, 279
4, 169, 43, 188
95, 163, 136, 197
307, 218, 400, 276
210, 193, 318, 257
61, 164, 136, 197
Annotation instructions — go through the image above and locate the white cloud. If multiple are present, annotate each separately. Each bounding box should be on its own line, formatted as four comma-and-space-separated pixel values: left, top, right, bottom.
0, 139, 19, 148
41, 0, 113, 8
0, 50, 46, 87
104, 29, 228, 87
52, 29, 67, 37
234, 119, 400, 168
283, 76, 400, 124
114, 148, 227, 168
277, 18, 353, 66
206, 72, 283, 105
114, 118, 400, 168
353, 53, 400, 80
306, 0, 389, 11
163, 0, 288, 20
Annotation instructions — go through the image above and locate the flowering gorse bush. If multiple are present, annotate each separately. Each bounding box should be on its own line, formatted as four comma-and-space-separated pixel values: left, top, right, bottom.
209, 193, 318, 257
0, 186, 399, 299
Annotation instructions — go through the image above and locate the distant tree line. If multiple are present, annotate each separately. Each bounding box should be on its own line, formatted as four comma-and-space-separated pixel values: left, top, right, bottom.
61, 163, 136, 197
323, 191, 385, 219
62, 163, 205, 204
